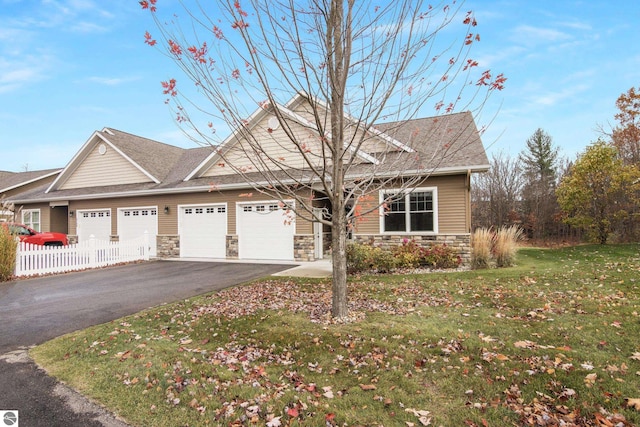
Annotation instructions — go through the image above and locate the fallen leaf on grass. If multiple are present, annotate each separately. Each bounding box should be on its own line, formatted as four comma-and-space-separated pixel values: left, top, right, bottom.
584, 373, 597, 388
115, 350, 131, 361
627, 398, 640, 411
322, 386, 334, 399
631, 352, 640, 361
479, 334, 497, 342
406, 408, 432, 426
359, 384, 377, 391
514, 340, 537, 349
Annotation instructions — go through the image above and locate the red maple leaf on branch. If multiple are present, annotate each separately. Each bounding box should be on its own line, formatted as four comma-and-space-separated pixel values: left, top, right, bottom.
144, 31, 156, 46
139, 0, 156, 12
161, 79, 177, 96
168, 40, 182, 57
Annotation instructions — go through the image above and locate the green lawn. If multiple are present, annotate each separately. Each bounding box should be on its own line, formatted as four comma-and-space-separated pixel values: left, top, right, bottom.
31, 244, 640, 426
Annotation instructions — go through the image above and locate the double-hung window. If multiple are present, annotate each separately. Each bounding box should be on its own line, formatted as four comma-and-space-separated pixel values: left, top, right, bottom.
380, 188, 437, 233
22, 209, 41, 232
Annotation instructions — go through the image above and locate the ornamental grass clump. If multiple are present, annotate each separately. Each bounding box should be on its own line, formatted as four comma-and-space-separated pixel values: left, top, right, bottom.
494, 225, 523, 267
471, 227, 493, 269
0, 225, 17, 282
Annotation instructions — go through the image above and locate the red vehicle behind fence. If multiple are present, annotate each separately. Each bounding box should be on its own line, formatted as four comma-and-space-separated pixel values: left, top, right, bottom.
2, 222, 68, 246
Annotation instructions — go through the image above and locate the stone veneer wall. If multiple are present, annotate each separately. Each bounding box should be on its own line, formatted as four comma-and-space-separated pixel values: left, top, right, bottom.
157, 234, 180, 258
352, 234, 471, 265
294, 235, 315, 262
154, 234, 316, 261
226, 235, 238, 259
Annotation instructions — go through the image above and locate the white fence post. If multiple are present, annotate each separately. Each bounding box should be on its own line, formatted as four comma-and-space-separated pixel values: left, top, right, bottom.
143, 231, 150, 261
88, 235, 96, 268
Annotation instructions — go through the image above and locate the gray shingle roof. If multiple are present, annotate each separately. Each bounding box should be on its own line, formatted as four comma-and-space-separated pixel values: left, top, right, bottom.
101, 128, 186, 182
10, 111, 488, 203
374, 111, 489, 170
0, 168, 61, 193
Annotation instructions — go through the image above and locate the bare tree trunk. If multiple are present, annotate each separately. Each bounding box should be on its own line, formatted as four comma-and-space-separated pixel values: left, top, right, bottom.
331, 202, 348, 318
328, 0, 350, 318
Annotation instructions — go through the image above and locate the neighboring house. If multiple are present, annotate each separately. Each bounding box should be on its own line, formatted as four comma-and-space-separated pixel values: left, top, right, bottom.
0, 169, 61, 227
8, 92, 489, 262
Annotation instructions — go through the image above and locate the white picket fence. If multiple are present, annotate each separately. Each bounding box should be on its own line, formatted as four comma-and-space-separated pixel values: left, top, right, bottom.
15, 232, 150, 277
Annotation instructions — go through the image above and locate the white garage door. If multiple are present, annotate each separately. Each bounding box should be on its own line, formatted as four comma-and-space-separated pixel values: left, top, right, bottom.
179, 204, 227, 258
237, 202, 295, 260
117, 207, 158, 257
77, 209, 111, 243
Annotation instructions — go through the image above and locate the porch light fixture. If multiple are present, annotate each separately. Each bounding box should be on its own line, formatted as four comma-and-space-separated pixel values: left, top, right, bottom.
69, 210, 74, 218
164, 206, 170, 214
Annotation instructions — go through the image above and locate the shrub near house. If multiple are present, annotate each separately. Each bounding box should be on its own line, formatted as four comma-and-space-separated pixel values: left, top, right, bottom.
347, 239, 461, 274
0, 224, 17, 281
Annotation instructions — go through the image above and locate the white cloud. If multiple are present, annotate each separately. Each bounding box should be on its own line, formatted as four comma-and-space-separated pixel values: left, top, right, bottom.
70, 21, 108, 33
473, 45, 526, 68
0, 55, 52, 93
556, 20, 592, 31
86, 76, 141, 86
11, 0, 118, 32
510, 24, 572, 46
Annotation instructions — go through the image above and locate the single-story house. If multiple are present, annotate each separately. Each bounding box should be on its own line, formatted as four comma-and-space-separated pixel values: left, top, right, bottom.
1, 169, 61, 224
8, 92, 489, 262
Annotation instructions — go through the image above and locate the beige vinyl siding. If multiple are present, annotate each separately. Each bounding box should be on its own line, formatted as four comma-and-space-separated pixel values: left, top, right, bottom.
202, 117, 330, 177
354, 174, 469, 235
289, 101, 390, 154
60, 144, 152, 190
437, 174, 469, 234
66, 189, 313, 237
15, 203, 50, 230
202, 104, 390, 178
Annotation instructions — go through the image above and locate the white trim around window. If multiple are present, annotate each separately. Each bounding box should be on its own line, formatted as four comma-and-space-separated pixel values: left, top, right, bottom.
379, 187, 438, 234
22, 209, 41, 232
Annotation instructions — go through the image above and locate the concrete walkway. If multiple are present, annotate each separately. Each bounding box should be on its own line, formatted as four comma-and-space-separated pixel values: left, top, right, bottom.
272, 258, 332, 278
171, 257, 334, 278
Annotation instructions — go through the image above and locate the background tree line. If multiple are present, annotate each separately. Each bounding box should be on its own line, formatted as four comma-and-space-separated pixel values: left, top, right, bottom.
472, 86, 640, 244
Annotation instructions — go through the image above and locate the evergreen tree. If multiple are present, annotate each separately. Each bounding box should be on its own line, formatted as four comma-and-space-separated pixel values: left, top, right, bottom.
519, 129, 560, 239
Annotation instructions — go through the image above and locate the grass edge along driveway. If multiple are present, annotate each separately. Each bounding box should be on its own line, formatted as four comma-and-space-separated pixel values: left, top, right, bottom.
32, 244, 640, 426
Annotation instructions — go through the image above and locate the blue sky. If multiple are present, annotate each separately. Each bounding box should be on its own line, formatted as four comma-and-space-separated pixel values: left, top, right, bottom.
1, 0, 639, 172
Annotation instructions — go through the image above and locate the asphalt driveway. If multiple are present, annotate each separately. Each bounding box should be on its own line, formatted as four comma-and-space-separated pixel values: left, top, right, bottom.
0, 260, 292, 426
